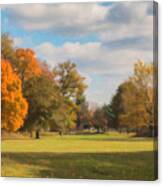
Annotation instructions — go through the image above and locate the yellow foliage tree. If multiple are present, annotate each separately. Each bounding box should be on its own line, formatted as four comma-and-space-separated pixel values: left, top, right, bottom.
111, 60, 156, 136
1, 59, 28, 132
131, 61, 154, 126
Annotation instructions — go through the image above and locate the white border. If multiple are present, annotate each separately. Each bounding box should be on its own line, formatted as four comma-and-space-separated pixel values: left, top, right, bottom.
0, 0, 162, 186
0, 0, 156, 4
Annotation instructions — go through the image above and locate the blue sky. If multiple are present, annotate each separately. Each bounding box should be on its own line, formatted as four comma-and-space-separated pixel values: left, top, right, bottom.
1, 1, 154, 105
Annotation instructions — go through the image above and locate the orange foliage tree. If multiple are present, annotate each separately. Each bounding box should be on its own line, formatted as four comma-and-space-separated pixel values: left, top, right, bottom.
15, 48, 42, 85
1, 59, 28, 132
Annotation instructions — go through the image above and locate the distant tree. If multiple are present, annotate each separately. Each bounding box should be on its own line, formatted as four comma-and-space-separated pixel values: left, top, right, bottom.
110, 61, 155, 136
93, 107, 108, 133
53, 61, 87, 101
53, 61, 87, 130
1, 59, 28, 132
76, 95, 86, 129
33, 64, 80, 136
110, 92, 122, 130
117, 80, 146, 131
77, 100, 91, 129
130, 61, 155, 136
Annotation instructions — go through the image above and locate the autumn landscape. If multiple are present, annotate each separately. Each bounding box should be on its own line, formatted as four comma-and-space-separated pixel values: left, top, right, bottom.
1, 1, 158, 180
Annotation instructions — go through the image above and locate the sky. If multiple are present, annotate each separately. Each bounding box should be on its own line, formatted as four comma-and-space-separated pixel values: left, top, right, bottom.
1, 1, 155, 106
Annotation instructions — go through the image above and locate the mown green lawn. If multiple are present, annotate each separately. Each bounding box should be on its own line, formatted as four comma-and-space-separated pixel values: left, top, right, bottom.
1, 132, 157, 180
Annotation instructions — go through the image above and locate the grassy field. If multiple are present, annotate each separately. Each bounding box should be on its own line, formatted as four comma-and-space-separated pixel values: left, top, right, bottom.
1, 132, 157, 180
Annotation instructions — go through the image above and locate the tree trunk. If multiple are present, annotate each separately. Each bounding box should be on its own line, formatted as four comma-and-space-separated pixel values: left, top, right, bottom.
76, 112, 81, 129
35, 130, 40, 139
97, 127, 100, 134
148, 125, 154, 137
59, 130, 63, 136
30, 131, 33, 138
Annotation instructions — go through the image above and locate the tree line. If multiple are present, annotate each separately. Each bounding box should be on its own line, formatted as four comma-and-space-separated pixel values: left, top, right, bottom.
1, 34, 87, 138
76, 59, 157, 137
1, 34, 157, 138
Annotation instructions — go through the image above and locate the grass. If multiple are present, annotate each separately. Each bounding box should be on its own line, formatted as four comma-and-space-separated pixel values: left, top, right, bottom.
1, 132, 158, 180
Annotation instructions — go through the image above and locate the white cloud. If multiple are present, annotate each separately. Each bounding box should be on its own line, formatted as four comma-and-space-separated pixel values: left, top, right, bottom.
6, 3, 108, 34
100, 1, 153, 43
3, 1, 155, 104
4, 1, 153, 40
35, 40, 153, 104
4, 1, 154, 52
35, 41, 103, 69
35, 41, 153, 74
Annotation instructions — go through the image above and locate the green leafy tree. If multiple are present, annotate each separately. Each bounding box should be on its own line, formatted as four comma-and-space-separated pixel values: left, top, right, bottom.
23, 74, 60, 139
93, 107, 108, 133
53, 61, 87, 100
102, 104, 115, 129
49, 99, 77, 134
53, 61, 87, 130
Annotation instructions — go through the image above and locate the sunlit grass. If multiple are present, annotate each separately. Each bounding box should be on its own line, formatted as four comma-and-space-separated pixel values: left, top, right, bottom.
1, 132, 157, 180
2, 132, 155, 153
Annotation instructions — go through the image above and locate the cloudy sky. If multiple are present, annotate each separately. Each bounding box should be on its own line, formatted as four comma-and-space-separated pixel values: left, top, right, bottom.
1, 1, 155, 105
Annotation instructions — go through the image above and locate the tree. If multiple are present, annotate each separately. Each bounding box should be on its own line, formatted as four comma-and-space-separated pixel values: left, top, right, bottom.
1, 33, 15, 61
111, 79, 151, 134
110, 61, 155, 136
130, 61, 155, 136
39, 61, 54, 80
14, 48, 42, 87
110, 91, 122, 130
53, 61, 87, 101
53, 61, 87, 130
1, 59, 28, 132
2, 34, 42, 87
93, 107, 108, 133
117, 80, 146, 132
23, 74, 60, 139
102, 104, 115, 129
49, 99, 77, 134
77, 100, 92, 130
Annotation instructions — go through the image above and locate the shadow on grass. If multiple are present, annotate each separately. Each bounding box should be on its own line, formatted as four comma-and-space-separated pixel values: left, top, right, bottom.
2, 151, 157, 180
